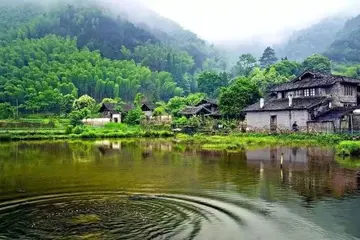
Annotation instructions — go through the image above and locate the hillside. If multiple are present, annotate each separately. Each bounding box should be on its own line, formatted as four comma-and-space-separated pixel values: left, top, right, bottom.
325, 15, 360, 62
0, 0, 227, 98
277, 17, 347, 61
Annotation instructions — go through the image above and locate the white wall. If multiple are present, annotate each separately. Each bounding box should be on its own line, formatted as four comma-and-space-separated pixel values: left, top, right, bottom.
246, 110, 309, 131
82, 118, 110, 126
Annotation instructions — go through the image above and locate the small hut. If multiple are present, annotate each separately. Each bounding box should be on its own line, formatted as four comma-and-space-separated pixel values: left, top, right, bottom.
99, 103, 121, 123
179, 99, 221, 118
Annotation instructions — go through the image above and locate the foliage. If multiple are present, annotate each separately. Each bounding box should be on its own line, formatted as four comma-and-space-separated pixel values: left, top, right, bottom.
231, 54, 258, 77
271, 60, 300, 78
0, 2, 222, 91
197, 72, 228, 98
301, 54, 331, 73
187, 116, 202, 128
0, 103, 15, 119
259, 47, 278, 68
69, 109, 90, 126
124, 107, 144, 125
73, 125, 85, 135
220, 77, 261, 118
336, 141, 360, 157
153, 106, 167, 117
134, 93, 145, 107
172, 116, 188, 127
248, 67, 289, 93
166, 93, 206, 117
133, 44, 195, 92
73, 95, 96, 111
0, 35, 184, 114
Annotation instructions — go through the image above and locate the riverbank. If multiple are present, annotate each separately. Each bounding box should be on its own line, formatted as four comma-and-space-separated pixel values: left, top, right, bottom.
0, 125, 174, 141
3, 129, 360, 168
175, 133, 352, 150
0, 128, 355, 144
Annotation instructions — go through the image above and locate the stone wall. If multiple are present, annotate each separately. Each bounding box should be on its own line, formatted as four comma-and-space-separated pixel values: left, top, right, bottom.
328, 82, 357, 107
246, 110, 309, 132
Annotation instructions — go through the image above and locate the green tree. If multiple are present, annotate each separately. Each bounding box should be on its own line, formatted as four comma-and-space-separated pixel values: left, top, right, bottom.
69, 108, 90, 126
134, 93, 145, 107
219, 77, 261, 118
272, 60, 300, 78
259, 47, 278, 68
124, 107, 144, 125
0, 102, 15, 119
231, 54, 257, 77
73, 95, 96, 111
197, 72, 228, 98
301, 54, 331, 73
61, 94, 76, 115
166, 93, 205, 117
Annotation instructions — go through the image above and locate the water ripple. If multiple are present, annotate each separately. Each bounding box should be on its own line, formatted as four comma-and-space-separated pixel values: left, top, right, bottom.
0, 192, 346, 240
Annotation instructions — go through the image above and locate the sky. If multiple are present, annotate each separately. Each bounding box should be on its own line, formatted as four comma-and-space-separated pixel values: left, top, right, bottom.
138, 0, 360, 44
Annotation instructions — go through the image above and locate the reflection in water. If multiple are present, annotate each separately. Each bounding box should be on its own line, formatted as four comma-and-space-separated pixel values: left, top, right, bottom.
0, 140, 360, 239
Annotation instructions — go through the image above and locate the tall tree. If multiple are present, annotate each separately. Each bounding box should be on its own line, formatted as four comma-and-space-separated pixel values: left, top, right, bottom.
259, 47, 278, 68
301, 54, 331, 73
231, 54, 257, 77
197, 72, 228, 98
219, 77, 261, 118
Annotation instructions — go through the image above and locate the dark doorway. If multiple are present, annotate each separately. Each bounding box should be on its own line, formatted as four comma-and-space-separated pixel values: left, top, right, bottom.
270, 115, 277, 132
114, 118, 119, 123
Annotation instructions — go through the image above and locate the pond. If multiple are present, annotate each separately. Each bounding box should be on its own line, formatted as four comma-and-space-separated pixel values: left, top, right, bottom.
0, 140, 359, 239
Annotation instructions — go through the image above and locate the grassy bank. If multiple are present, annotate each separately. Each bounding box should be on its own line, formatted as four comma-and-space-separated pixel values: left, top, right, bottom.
0, 123, 174, 141
0, 127, 355, 145
175, 133, 350, 151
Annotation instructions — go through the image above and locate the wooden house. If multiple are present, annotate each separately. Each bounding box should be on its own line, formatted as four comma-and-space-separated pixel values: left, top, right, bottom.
179, 99, 221, 119
99, 103, 121, 123
243, 71, 360, 133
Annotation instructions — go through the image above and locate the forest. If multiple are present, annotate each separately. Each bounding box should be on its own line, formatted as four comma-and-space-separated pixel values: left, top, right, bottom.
1, 1, 360, 121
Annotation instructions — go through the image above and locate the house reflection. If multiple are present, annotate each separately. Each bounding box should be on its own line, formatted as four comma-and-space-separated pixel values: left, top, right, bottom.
246, 147, 360, 202
96, 140, 122, 156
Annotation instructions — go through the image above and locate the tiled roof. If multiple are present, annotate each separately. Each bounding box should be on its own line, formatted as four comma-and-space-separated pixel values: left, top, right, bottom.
179, 104, 212, 115
243, 96, 329, 112
196, 98, 218, 106
123, 103, 135, 112
313, 107, 357, 121
99, 103, 118, 113
140, 101, 155, 110
270, 71, 360, 92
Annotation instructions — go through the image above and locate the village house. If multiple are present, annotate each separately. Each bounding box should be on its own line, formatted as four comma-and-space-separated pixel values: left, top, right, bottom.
179, 99, 222, 119
99, 103, 121, 123
243, 71, 360, 133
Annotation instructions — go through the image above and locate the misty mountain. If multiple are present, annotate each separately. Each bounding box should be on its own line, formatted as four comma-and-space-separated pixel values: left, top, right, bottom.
276, 16, 347, 61
325, 14, 360, 62
0, 0, 224, 72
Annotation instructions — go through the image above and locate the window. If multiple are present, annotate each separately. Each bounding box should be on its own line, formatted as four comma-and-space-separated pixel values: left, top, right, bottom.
295, 90, 303, 97
310, 88, 316, 96
344, 103, 355, 107
304, 89, 310, 97
344, 85, 353, 96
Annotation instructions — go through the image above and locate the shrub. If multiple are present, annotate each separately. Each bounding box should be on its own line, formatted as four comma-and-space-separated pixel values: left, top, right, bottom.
336, 141, 360, 157
73, 125, 85, 135
65, 125, 73, 134
172, 116, 188, 127
124, 107, 144, 125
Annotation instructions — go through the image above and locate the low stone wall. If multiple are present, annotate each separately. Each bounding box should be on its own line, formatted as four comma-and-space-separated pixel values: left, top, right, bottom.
307, 121, 334, 133
82, 118, 110, 126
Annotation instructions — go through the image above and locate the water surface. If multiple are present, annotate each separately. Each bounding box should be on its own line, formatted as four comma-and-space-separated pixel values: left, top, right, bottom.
0, 140, 359, 239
